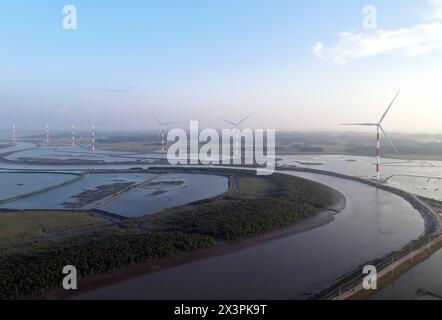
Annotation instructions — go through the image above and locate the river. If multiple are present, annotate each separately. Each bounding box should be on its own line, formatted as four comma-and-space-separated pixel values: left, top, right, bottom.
73, 172, 425, 300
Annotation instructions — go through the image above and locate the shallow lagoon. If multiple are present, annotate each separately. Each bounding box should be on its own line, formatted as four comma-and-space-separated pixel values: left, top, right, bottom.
0, 172, 78, 202
0, 173, 157, 210
101, 173, 229, 217
0, 172, 229, 217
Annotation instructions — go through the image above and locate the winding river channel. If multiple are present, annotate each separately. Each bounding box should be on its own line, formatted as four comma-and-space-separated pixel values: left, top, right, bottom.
0, 143, 435, 299
73, 172, 425, 300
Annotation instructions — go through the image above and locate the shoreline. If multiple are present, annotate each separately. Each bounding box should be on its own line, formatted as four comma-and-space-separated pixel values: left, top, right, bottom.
346, 235, 442, 300
278, 166, 442, 300
13, 165, 439, 300
36, 183, 346, 300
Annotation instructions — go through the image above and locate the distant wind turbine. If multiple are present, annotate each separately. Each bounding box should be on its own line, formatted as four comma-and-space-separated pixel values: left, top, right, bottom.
70, 124, 82, 147
45, 124, 51, 144
12, 124, 16, 142
63, 113, 81, 147
340, 91, 400, 181
220, 113, 254, 157
83, 114, 106, 151
220, 113, 254, 129
151, 113, 179, 153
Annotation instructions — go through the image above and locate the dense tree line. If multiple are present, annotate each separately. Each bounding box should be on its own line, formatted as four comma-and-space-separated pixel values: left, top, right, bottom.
160, 174, 332, 240
0, 232, 214, 299
0, 171, 331, 299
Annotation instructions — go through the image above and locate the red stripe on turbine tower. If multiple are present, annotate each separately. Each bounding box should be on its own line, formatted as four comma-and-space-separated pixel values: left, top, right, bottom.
151, 113, 180, 154
82, 114, 106, 152
339, 91, 400, 181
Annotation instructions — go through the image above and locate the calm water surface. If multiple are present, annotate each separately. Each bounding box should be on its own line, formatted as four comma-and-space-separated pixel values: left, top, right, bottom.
75, 172, 425, 300
0, 172, 78, 201
372, 248, 442, 300
101, 173, 229, 217
0, 173, 157, 210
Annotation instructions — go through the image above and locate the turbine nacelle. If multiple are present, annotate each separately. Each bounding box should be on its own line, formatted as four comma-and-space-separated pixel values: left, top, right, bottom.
338, 91, 400, 181
220, 113, 254, 129
219, 113, 254, 158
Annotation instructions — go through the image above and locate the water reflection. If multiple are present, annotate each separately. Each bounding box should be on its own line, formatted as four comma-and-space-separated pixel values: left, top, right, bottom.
75, 172, 424, 300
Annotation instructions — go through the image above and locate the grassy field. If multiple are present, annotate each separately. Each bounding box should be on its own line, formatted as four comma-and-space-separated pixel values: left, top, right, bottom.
237, 176, 274, 199
0, 211, 103, 244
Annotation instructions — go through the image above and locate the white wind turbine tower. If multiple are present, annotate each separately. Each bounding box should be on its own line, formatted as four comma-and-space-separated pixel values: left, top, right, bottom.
45, 124, 51, 144
83, 115, 106, 151
63, 114, 80, 147
220, 113, 254, 158
70, 124, 82, 147
151, 113, 179, 153
12, 124, 16, 142
340, 91, 400, 181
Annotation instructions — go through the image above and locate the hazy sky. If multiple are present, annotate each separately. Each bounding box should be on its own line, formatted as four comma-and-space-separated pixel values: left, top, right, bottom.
1, 0, 442, 133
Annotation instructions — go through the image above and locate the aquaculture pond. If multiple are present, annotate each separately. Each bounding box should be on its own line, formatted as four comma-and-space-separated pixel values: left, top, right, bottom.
0, 173, 157, 210
100, 173, 229, 217
0, 172, 79, 202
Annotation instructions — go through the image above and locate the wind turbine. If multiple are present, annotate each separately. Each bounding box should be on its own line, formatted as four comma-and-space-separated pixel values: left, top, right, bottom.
63, 114, 81, 147
70, 124, 82, 147
45, 124, 51, 144
340, 91, 400, 181
83, 115, 106, 151
12, 124, 16, 142
64, 113, 79, 148
220, 113, 254, 157
151, 113, 179, 153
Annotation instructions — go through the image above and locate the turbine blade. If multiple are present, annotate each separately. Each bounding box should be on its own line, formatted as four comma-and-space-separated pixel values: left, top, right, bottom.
151, 113, 163, 126
163, 121, 180, 126
220, 118, 238, 127
82, 114, 92, 125
379, 125, 399, 154
237, 113, 254, 126
379, 90, 400, 124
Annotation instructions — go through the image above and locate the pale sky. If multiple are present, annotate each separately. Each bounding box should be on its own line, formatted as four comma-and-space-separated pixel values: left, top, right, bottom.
1, 0, 442, 133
